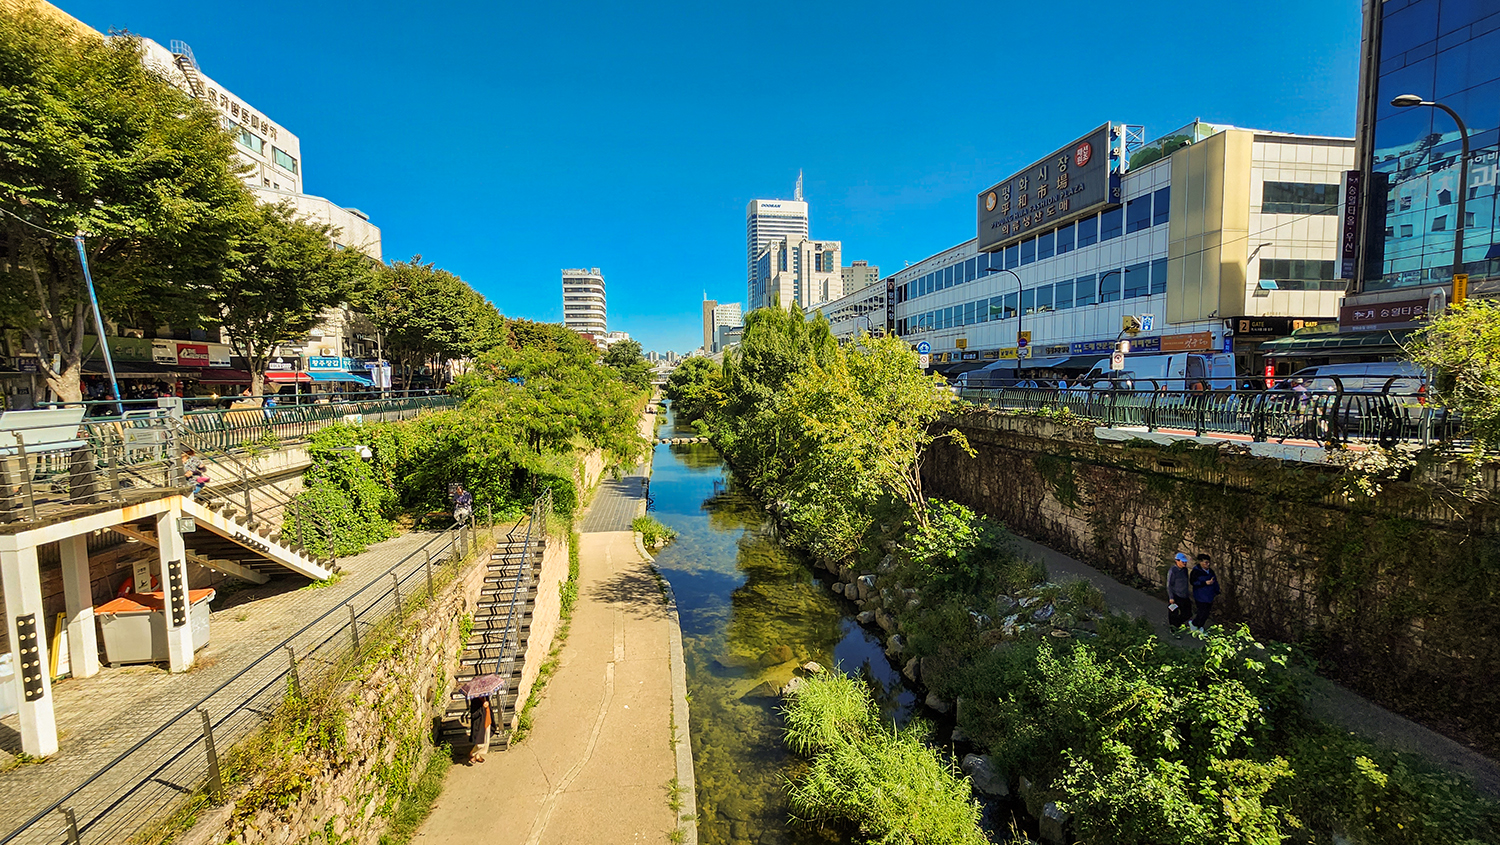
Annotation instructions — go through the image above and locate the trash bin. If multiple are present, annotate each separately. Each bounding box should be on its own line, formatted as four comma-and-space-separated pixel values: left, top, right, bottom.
96, 589, 216, 666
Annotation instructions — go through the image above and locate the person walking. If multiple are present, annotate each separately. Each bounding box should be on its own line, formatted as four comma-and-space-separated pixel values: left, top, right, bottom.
1190, 554, 1220, 631
1167, 552, 1193, 637
181, 449, 208, 498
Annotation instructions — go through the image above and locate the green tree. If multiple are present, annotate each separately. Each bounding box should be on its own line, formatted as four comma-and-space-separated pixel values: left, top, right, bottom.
210, 202, 369, 395
359, 257, 503, 386
602, 338, 651, 391
1407, 299, 1500, 450
0, 8, 247, 401
663, 355, 721, 422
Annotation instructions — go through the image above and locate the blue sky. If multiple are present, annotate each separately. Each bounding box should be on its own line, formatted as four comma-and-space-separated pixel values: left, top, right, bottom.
62, 0, 1363, 354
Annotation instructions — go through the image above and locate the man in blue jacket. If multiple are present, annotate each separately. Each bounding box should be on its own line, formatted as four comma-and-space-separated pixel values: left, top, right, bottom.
1190, 554, 1220, 631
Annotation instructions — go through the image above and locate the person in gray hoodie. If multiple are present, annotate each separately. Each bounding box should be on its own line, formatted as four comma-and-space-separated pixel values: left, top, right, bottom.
1167, 552, 1193, 637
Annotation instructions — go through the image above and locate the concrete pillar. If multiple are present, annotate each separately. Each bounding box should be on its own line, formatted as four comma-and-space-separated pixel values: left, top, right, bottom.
155, 506, 194, 672
1, 543, 58, 757
58, 534, 100, 679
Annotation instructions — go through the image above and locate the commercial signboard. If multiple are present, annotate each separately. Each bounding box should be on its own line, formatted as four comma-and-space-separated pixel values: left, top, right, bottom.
978, 123, 1120, 253
268, 356, 298, 372
1229, 317, 1324, 336
1339, 298, 1430, 331
152, 340, 176, 365
208, 347, 232, 368
1339, 170, 1361, 280
175, 344, 210, 367
307, 356, 357, 372
1161, 332, 1214, 352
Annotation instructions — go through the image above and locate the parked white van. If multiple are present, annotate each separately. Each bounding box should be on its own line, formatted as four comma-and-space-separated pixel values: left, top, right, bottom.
1082, 353, 1237, 390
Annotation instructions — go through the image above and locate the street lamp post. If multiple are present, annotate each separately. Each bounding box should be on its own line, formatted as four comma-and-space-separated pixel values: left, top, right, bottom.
980, 267, 1027, 358
1391, 94, 1471, 288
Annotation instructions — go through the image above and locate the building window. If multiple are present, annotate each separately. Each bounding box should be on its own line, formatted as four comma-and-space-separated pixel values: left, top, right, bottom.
1077, 214, 1099, 248
1150, 258, 1168, 295
1005, 243, 1019, 269
1020, 238, 1036, 265
1054, 279, 1074, 309
1261, 182, 1338, 215
1099, 270, 1122, 302
1035, 284, 1053, 311
965, 258, 977, 281
1153, 187, 1170, 226
964, 302, 976, 324
1021, 288, 1036, 314
1259, 258, 1341, 290
1003, 292, 1018, 318
1400, 224, 1414, 237
1126, 197, 1152, 233
1074, 274, 1097, 307
1432, 215, 1447, 232
1055, 222, 1075, 254
272, 147, 298, 174
1100, 206, 1124, 241
237, 127, 264, 154
1036, 230, 1055, 261
1124, 262, 1150, 298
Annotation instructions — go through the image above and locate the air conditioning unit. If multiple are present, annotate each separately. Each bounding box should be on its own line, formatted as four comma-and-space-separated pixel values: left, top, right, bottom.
319, 346, 333, 356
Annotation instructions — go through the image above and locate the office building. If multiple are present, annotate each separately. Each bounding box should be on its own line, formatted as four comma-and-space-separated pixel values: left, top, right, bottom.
841, 261, 880, 298
812, 280, 891, 340
703, 301, 743, 353
1339, 0, 1499, 338
886, 121, 1352, 380
746, 195, 810, 306
563, 268, 608, 336
753, 237, 843, 311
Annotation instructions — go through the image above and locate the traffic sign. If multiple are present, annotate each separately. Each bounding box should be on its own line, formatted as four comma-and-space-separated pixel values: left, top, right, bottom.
916, 341, 931, 354
1110, 350, 1125, 371
1454, 274, 1468, 305
919, 353, 930, 369
1140, 313, 1155, 332
1017, 331, 1031, 349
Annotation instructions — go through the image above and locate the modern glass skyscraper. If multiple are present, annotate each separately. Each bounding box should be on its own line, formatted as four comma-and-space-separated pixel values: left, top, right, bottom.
1354, 0, 1500, 294
746, 198, 809, 308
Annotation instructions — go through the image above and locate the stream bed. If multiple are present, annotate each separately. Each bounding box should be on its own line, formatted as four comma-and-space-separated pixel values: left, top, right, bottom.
647, 409, 917, 845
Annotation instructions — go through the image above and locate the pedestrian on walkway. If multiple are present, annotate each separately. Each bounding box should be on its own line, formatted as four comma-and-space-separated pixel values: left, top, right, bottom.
182, 449, 208, 498
468, 695, 491, 764
1167, 552, 1193, 637
1190, 553, 1220, 631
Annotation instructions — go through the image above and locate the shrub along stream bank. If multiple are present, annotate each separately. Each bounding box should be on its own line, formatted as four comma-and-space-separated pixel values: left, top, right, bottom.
677, 305, 1500, 845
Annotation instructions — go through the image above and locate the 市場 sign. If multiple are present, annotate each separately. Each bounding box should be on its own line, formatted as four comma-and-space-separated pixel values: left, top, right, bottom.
977, 123, 1121, 253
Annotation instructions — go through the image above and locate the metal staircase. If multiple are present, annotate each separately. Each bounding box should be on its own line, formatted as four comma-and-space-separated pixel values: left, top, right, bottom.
169, 40, 207, 101
443, 491, 551, 750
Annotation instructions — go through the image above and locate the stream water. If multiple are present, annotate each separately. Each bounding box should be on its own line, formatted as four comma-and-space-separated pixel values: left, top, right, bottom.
648, 409, 917, 845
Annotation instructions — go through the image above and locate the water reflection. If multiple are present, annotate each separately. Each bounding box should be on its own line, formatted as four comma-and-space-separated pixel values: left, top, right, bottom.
649, 408, 916, 845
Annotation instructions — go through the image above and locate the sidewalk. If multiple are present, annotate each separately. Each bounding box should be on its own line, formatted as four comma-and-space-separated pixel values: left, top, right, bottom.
417, 424, 695, 845
1012, 535, 1500, 797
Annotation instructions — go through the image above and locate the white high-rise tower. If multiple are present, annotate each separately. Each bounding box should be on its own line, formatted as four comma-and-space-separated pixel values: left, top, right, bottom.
746, 177, 809, 310
562, 268, 607, 336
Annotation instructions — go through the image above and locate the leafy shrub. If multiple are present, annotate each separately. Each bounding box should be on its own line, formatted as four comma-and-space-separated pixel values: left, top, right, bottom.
631, 515, 677, 549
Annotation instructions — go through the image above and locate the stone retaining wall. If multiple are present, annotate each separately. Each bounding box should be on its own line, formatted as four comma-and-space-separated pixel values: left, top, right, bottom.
922, 409, 1500, 753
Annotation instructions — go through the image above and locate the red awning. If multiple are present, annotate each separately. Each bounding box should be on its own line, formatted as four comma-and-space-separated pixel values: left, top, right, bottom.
266, 371, 311, 383
192, 369, 252, 385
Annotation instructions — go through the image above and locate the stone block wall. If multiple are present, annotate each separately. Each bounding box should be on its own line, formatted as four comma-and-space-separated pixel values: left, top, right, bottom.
924, 409, 1500, 753
182, 542, 490, 845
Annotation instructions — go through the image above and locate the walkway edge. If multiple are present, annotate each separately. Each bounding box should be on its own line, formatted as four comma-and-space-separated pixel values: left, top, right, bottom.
658, 560, 699, 845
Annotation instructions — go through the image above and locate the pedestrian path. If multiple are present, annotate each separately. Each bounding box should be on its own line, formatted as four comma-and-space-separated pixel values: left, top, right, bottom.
418, 413, 695, 845
1012, 535, 1500, 797
0, 528, 446, 836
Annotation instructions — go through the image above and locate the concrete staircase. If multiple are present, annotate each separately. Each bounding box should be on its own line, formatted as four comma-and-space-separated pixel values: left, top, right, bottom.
177, 495, 337, 582
442, 536, 545, 750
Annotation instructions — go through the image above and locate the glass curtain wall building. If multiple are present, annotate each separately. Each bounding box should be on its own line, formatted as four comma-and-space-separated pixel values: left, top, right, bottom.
1356, 0, 1500, 293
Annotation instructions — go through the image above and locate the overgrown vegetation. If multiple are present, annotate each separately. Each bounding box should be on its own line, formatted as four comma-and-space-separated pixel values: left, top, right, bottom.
781, 672, 986, 845
704, 307, 1500, 843
632, 514, 677, 550
1407, 299, 1500, 452
287, 321, 649, 556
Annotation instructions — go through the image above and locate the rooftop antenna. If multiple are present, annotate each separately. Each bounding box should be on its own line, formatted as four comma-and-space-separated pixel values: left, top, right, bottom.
794, 169, 803, 202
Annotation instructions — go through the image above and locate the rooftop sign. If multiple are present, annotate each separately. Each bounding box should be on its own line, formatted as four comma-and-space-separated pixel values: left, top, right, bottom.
978, 123, 1120, 252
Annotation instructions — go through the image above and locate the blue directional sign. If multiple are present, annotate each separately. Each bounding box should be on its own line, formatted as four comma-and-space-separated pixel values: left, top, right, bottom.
916, 341, 931, 354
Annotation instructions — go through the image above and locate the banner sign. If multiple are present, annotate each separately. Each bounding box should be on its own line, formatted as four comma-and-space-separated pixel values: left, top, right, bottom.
1339, 297, 1430, 331
1339, 170, 1362, 280
175, 343, 210, 367
979, 123, 1119, 253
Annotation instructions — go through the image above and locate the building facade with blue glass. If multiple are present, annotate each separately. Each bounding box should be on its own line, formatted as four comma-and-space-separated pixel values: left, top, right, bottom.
1347, 0, 1499, 317
882, 123, 1353, 377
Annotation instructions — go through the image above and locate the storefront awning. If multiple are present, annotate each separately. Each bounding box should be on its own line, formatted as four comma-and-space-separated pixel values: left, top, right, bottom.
191, 369, 252, 385
266, 371, 311, 383
82, 360, 182, 377
1258, 329, 1413, 358
308, 371, 374, 386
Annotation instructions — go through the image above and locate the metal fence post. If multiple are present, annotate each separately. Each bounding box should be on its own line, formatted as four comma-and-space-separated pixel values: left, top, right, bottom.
450, 528, 460, 563
286, 645, 300, 697
487, 503, 495, 542
391, 572, 403, 622
347, 603, 361, 654
424, 550, 434, 598
60, 807, 80, 845
199, 708, 223, 802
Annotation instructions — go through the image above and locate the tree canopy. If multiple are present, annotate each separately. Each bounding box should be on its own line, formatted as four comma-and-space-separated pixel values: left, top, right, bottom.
1407, 299, 1500, 451
357, 256, 505, 384
602, 338, 651, 391
0, 7, 249, 401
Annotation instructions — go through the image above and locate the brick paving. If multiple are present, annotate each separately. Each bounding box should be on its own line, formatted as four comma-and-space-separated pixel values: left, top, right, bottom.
0, 527, 468, 843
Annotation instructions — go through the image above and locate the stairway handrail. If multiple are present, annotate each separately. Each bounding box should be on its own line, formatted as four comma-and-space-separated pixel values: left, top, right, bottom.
486, 489, 553, 726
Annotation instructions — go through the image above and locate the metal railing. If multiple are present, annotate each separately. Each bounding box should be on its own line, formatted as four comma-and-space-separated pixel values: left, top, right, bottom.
956, 383, 1461, 449
486, 489, 554, 727
0, 518, 489, 845
2, 396, 457, 527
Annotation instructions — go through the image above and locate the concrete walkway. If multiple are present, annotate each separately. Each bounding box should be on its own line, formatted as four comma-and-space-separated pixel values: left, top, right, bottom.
1013, 535, 1500, 797
418, 411, 695, 845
